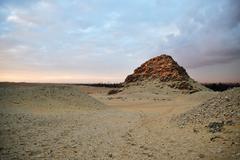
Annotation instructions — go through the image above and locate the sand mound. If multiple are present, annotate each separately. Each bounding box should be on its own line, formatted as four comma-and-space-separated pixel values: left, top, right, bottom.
176, 87, 240, 125
0, 84, 105, 111
123, 54, 209, 93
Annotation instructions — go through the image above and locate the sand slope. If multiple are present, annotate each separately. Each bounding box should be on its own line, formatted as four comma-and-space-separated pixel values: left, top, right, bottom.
0, 84, 105, 113
176, 87, 240, 124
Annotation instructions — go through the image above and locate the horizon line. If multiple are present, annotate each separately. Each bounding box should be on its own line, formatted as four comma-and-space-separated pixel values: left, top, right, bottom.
1, 81, 239, 84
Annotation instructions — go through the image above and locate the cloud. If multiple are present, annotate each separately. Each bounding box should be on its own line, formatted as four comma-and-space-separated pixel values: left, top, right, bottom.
7, 12, 36, 27
0, 0, 239, 82
157, 0, 240, 69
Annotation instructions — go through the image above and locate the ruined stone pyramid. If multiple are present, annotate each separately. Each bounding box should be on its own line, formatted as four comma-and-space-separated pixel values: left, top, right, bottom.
124, 54, 209, 92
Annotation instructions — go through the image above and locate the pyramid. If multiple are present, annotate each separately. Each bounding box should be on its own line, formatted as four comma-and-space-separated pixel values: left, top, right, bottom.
125, 54, 190, 83
124, 54, 209, 92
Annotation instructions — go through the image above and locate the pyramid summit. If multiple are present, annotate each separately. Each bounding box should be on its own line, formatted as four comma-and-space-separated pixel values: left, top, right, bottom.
125, 54, 190, 83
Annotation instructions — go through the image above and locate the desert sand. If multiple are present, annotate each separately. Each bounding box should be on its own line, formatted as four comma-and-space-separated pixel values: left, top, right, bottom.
0, 83, 239, 160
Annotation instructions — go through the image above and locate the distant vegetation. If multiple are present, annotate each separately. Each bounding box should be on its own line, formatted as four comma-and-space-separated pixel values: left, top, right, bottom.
76, 83, 123, 88
202, 83, 240, 91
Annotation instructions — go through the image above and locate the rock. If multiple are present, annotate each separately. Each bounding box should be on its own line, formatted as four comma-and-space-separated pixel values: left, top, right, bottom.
193, 127, 199, 133
168, 81, 193, 90
225, 120, 234, 126
108, 153, 113, 158
208, 121, 224, 133
107, 89, 122, 95
198, 153, 205, 158
225, 96, 230, 101
210, 135, 222, 141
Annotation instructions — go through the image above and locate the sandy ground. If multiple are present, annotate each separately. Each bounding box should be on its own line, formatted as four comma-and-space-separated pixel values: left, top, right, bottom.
0, 84, 239, 160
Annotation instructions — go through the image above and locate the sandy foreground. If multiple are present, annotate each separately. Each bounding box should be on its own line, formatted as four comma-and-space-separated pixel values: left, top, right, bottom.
0, 83, 239, 160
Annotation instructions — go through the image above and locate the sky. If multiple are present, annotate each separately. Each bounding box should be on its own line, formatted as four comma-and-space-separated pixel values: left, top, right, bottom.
0, 0, 239, 83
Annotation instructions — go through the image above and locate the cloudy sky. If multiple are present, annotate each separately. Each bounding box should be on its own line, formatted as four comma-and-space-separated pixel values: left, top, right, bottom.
0, 0, 239, 83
